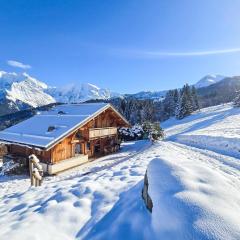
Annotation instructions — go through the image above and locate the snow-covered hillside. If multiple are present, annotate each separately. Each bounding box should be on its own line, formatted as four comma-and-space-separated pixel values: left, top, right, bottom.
194, 74, 225, 88
162, 103, 240, 158
1, 103, 240, 239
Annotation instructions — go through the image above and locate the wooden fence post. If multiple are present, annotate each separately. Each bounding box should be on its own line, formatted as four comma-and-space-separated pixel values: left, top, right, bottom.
29, 154, 43, 187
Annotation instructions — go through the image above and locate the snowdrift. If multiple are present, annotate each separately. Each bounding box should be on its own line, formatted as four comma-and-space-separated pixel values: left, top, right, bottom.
146, 143, 240, 240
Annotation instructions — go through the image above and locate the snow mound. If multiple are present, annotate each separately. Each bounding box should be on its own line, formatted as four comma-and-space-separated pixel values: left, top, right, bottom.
146, 142, 240, 240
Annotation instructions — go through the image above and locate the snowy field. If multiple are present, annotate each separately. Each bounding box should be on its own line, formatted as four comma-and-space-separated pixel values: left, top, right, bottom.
1, 103, 240, 239
162, 103, 240, 158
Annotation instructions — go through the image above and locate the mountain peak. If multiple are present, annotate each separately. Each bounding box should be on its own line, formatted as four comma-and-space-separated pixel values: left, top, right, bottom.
0, 71, 55, 109
194, 74, 226, 88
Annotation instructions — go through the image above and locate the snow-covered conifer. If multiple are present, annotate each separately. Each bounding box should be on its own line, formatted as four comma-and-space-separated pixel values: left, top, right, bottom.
233, 91, 240, 107
191, 86, 200, 110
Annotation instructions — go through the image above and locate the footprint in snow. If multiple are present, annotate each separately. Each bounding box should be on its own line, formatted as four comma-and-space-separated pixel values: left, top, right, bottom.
73, 201, 82, 208
120, 176, 127, 181
10, 203, 27, 212
130, 170, 141, 176
78, 176, 91, 182
84, 187, 92, 194
113, 171, 124, 176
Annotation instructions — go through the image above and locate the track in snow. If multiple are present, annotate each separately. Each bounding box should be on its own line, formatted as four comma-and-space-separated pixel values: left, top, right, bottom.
166, 140, 240, 181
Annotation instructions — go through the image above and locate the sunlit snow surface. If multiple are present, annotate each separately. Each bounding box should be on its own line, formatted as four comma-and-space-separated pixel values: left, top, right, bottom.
1, 103, 240, 239
162, 103, 240, 158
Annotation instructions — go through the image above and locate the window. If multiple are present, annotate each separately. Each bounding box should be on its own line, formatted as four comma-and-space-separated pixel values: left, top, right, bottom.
75, 144, 81, 154
75, 131, 82, 139
47, 126, 55, 132
58, 110, 66, 115
86, 142, 90, 150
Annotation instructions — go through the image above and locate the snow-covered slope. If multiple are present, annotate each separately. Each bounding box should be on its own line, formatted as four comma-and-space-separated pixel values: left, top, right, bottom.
195, 74, 226, 88
162, 103, 240, 157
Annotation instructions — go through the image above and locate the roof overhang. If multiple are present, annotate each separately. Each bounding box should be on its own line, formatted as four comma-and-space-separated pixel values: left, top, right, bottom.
0, 140, 45, 150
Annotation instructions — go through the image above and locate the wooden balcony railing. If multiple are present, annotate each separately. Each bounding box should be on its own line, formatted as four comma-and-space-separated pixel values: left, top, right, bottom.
89, 127, 117, 139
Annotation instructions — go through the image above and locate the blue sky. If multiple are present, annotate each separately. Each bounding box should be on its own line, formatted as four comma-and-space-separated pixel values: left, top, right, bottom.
1, 0, 240, 93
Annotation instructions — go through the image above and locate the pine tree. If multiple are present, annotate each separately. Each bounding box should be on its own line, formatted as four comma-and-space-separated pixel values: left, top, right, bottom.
154, 100, 166, 121
184, 84, 194, 110
191, 86, 200, 111
168, 90, 176, 116
175, 92, 185, 119
176, 84, 194, 119
173, 89, 179, 107
162, 90, 177, 118
233, 91, 240, 107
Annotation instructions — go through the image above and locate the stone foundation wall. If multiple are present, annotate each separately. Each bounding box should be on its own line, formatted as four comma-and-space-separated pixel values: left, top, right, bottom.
142, 170, 153, 212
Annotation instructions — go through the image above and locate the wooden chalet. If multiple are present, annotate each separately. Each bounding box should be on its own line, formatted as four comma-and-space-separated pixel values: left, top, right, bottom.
0, 103, 129, 174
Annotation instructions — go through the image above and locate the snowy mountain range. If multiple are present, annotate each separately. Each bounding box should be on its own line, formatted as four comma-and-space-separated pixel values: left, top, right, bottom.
47, 83, 120, 104
0, 71, 120, 115
0, 70, 234, 116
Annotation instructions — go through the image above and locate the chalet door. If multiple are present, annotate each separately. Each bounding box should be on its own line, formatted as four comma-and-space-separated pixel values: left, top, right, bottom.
94, 140, 101, 156
75, 143, 82, 155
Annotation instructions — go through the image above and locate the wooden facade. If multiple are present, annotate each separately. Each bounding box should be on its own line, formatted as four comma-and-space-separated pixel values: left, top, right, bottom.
5, 106, 129, 173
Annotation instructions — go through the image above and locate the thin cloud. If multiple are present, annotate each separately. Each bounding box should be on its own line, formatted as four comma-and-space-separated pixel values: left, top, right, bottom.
109, 47, 240, 58
7, 60, 31, 69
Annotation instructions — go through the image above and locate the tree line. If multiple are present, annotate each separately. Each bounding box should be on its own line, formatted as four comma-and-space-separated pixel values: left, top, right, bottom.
109, 84, 200, 124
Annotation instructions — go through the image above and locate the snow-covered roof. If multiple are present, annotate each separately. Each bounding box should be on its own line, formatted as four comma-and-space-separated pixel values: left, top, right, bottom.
0, 103, 127, 149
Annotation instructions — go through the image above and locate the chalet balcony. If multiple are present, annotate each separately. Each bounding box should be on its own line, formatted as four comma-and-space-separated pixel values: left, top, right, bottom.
89, 127, 117, 139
